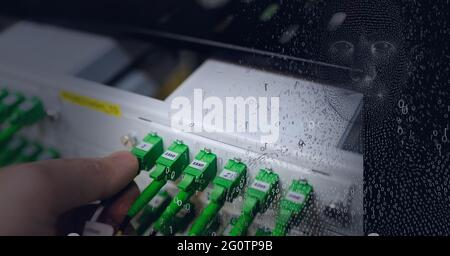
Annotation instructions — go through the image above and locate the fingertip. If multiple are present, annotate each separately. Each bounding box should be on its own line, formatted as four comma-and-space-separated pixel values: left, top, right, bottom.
99, 151, 139, 198
107, 151, 139, 173
0, 151, 141, 218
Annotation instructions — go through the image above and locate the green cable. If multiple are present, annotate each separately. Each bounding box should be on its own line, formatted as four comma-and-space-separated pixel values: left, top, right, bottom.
229, 197, 258, 236
232, 214, 254, 236
116, 176, 166, 234
153, 149, 217, 235
271, 209, 293, 236
271, 180, 313, 236
153, 190, 194, 235
189, 196, 223, 236
228, 169, 279, 236
116, 140, 189, 235
135, 191, 171, 236
154, 201, 196, 236
189, 159, 247, 236
128, 178, 166, 217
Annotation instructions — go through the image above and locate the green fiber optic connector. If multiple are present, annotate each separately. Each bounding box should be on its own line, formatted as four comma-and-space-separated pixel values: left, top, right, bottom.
153, 149, 217, 235
0, 89, 8, 100
134, 140, 189, 215
229, 169, 279, 236
7, 97, 45, 127
189, 158, 247, 236
131, 133, 163, 171
0, 92, 25, 123
163, 201, 196, 236
35, 148, 60, 161
135, 190, 171, 236
12, 142, 43, 164
0, 97, 46, 145
0, 122, 20, 146
272, 180, 313, 236
117, 140, 189, 234
0, 137, 27, 167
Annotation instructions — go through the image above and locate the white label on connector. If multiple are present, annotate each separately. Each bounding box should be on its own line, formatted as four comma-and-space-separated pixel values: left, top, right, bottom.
82, 221, 114, 236
286, 191, 306, 204
250, 180, 271, 193
162, 150, 178, 161
136, 142, 153, 152
189, 160, 207, 170
219, 169, 238, 181
149, 194, 165, 209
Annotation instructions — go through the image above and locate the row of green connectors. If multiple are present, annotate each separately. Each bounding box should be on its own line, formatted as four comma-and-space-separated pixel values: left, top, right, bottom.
134, 190, 171, 236
154, 201, 196, 236
0, 89, 46, 146
117, 135, 189, 235
0, 90, 25, 123
229, 169, 280, 236
225, 180, 313, 236
153, 149, 217, 235
189, 158, 247, 236
204, 180, 313, 237
126, 133, 313, 236
0, 136, 60, 167
272, 180, 313, 236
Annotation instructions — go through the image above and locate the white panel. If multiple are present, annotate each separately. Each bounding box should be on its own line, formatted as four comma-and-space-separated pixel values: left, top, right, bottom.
0, 60, 363, 235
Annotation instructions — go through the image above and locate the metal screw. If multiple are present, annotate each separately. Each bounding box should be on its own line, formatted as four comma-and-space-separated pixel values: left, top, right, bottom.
46, 109, 60, 121
121, 134, 137, 148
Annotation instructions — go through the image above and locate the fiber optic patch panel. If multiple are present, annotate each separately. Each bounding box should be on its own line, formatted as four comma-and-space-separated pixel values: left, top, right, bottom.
0, 59, 363, 236
0, 89, 60, 167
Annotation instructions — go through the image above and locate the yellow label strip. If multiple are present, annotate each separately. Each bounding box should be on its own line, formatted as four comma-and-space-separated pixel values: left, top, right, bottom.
60, 90, 121, 118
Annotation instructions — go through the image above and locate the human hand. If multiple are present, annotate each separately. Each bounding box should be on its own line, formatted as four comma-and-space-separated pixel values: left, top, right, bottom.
0, 151, 138, 236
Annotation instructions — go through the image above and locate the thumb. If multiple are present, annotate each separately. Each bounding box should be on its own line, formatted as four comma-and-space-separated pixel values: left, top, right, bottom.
0, 151, 138, 219
35, 151, 139, 214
